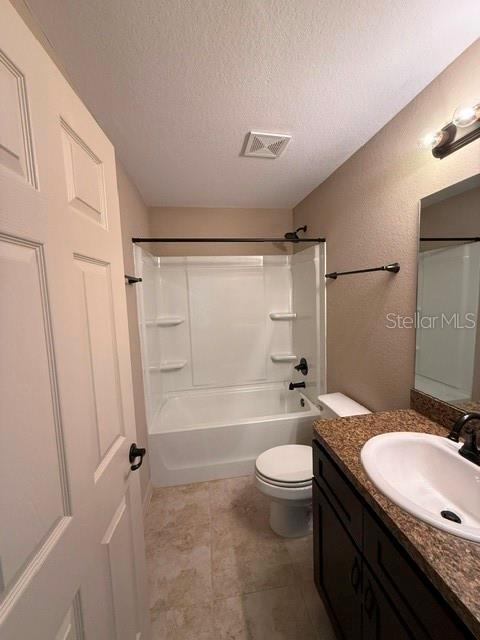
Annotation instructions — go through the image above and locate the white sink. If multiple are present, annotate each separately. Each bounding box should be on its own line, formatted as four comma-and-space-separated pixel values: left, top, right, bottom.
361, 432, 480, 542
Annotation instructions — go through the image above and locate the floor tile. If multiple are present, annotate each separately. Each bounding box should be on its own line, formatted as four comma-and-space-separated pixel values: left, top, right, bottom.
208, 476, 268, 520
147, 522, 213, 611
146, 481, 211, 534
213, 586, 317, 640
284, 534, 314, 582
145, 475, 335, 639
151, 602, 215, 640
299, 580, 337, 640
211, 515, 296, 597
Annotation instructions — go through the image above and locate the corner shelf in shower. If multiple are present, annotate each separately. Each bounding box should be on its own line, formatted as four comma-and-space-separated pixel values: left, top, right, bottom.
269, 312, 297, 321
145, 316, 185, 327
148, 360, 187, 372
270, 354, 297, 363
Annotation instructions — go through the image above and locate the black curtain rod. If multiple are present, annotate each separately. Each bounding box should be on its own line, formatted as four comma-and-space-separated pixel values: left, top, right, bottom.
325, 263, 400, 279
132, 237, 325, 244
420, 237, 480, 242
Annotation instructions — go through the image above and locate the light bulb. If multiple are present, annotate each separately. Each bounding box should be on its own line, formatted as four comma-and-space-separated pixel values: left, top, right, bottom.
419, 130, 445, 149
452, 103, 480, 128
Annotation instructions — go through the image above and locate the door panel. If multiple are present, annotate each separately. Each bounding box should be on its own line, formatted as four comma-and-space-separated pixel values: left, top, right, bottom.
0, 49, 36, 185
0, 3, 150, 638
0, 235, 69, 593
55, 596, 83, 640
102, 492, 140, 640
61, 119, 107, 227
75, 255, 125, 462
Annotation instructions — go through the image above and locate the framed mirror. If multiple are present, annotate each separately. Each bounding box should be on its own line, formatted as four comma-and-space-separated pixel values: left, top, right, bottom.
415, 174, 480, 410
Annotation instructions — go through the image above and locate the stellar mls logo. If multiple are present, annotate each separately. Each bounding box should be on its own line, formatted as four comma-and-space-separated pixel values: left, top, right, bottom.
385, 312, 477, 329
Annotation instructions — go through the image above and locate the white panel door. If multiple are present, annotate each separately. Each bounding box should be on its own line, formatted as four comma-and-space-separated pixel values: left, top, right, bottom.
0, 3, 150, 639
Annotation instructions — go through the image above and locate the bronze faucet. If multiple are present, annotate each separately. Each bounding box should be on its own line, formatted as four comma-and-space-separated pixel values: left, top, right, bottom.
447, 412, 480, 466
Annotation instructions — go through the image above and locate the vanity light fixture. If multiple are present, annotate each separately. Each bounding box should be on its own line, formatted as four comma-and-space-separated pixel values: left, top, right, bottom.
420, 99, 480, 158
452, 102, 480, 128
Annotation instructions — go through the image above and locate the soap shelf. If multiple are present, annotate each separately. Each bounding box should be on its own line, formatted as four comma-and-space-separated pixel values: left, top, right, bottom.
270, 354, 297, 363
145, 316, 185, 327
269, 312, 297, 321
149, 360, 187, 372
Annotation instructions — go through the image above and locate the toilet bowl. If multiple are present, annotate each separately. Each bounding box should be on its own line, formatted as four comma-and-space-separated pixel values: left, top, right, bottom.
255, 393, 371, 537
255, 444, 313, 538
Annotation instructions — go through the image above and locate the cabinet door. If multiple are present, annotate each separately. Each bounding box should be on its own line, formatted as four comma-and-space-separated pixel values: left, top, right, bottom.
313, 480, 362, 640
362, 566, 418, 640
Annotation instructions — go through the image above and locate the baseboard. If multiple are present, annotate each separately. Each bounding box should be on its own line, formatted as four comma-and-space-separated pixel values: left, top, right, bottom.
142, 482, 153, 518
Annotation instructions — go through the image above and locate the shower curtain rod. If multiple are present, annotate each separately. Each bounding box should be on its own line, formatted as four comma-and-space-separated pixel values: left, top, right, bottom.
132, 237, 325, 243
420, 237, 480, 242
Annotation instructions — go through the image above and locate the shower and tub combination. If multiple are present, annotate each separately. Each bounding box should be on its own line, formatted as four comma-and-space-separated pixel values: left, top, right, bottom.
134, 238, 326, 486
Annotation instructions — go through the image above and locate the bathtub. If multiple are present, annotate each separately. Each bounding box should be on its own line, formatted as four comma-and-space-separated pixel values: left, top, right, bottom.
148, 384, 321, 486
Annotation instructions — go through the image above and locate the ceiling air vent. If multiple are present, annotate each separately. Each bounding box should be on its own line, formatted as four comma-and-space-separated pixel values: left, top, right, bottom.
243, 131, 292, 158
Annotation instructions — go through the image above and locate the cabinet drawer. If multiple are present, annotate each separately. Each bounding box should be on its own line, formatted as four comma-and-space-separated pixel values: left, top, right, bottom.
364, 510, 474, 640
313, 439, 363, 546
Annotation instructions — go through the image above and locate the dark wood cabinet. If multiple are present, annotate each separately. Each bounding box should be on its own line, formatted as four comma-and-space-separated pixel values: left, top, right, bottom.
313, 480, 362, 640
362, 565, 416, 640
312, 439, 475, 640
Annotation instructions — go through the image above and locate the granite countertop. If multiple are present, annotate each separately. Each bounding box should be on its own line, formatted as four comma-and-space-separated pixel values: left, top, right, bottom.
313, 409, 480, 638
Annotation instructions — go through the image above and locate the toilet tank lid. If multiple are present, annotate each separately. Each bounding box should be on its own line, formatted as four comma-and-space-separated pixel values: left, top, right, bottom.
318, 392, 371, 417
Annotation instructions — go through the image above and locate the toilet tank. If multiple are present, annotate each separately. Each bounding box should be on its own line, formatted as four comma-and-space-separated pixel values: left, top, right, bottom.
317, 392, 371, 419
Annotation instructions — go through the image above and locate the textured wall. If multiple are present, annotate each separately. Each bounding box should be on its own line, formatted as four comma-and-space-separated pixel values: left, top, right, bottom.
148, 207, 293, 256
117, 161, 152, 502
293, 40, 480, 412
420, 183, 480, 251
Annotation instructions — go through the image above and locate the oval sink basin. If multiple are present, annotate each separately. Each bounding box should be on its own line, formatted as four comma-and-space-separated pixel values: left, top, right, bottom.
361, 432, 480, 542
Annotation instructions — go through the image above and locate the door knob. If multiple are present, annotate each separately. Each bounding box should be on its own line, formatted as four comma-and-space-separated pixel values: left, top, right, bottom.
129, 443, 146, 471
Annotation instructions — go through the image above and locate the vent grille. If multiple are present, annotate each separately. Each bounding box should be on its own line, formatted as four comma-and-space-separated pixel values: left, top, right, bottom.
243, 131, 291, 158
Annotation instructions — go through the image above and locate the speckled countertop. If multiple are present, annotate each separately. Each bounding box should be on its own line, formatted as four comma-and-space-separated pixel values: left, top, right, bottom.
313, 409, 480, 639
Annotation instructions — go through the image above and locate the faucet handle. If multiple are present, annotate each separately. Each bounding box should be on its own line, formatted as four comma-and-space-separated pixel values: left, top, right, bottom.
459, 425, 480, 465
294, 358, 308, 376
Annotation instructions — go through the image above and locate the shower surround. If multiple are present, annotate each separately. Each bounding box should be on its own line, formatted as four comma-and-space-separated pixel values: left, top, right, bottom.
135, 246, 325, 485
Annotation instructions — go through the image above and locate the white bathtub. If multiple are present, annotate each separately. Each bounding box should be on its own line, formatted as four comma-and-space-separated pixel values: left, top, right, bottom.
148, 384, 321, 486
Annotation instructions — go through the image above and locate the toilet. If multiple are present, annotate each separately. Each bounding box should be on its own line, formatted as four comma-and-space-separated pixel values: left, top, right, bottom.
255, 392, 371, 537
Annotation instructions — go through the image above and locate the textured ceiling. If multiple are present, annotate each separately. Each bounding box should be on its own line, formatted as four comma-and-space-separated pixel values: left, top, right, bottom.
24, 0, 480, 208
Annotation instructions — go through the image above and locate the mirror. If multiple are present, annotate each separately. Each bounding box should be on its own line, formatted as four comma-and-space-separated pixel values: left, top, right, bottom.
415, 175, 480, 410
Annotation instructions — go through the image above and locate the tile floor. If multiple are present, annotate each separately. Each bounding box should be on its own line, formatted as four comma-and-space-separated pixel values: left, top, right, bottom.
145, 475, 336, 639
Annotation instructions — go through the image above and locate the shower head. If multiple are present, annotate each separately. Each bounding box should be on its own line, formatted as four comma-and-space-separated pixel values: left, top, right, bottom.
284, 225, 307, 242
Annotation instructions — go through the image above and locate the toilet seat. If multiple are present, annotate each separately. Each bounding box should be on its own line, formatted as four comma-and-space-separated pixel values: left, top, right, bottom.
255, 468, 312, 488
255, 444, 312, 484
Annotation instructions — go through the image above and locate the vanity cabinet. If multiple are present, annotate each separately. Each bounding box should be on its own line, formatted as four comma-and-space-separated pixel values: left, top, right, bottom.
312, 439, 475, 640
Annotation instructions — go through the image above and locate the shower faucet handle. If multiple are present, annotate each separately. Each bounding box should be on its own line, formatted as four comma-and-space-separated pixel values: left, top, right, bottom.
294, 358, 308, 376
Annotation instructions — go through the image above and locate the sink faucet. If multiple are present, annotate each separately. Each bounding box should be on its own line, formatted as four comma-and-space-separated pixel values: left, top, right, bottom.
447, 412, 480, 466
289, 381, 306, 390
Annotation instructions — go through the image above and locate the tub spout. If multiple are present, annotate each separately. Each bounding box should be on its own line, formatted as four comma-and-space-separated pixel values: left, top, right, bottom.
289, 381, 306, 390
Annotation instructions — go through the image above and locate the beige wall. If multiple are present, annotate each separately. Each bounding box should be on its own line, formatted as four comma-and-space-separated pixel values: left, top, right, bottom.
420, 182, 480, 251
148, 207, 293, 256
117, 161, 151, 501
293, 40, 480, 411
